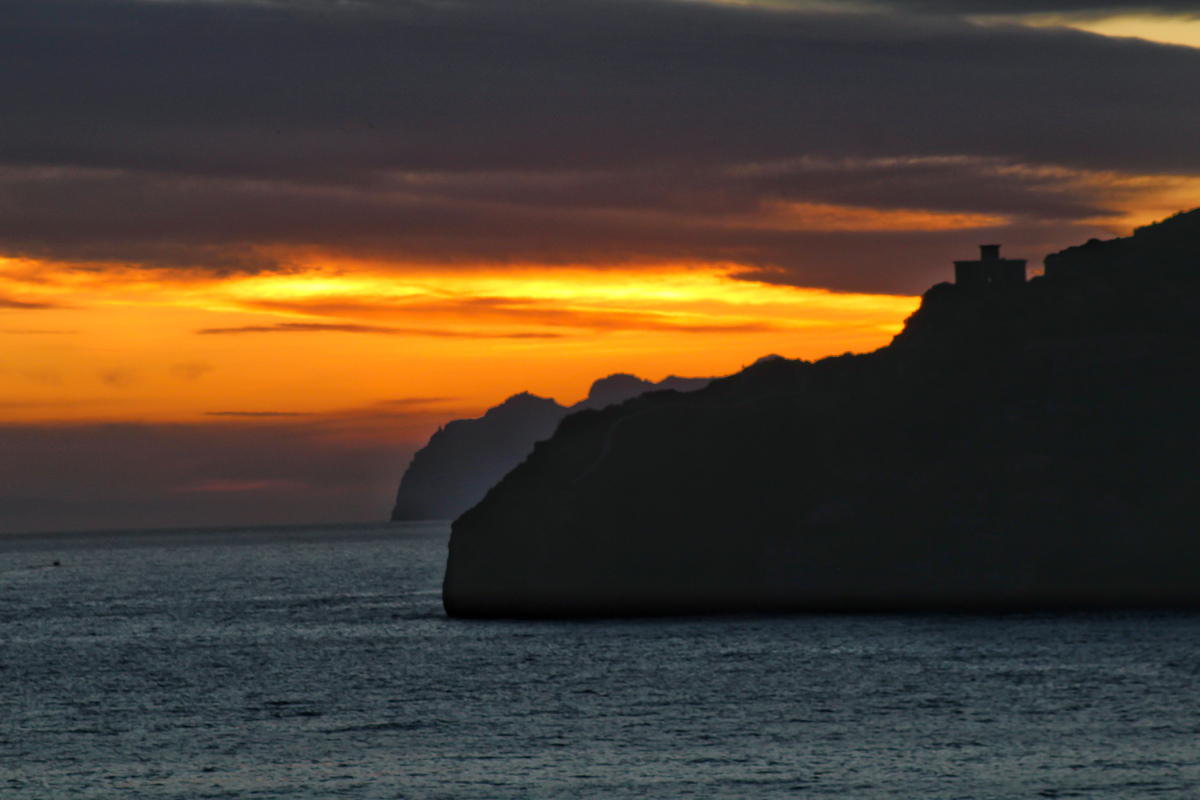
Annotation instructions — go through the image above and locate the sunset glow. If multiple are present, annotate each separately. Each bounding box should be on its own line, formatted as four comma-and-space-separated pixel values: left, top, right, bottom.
1018, 14, 1200, 50
6, 168, 1199, 429
5, 0, 1200, 533
0, 257, 919, 425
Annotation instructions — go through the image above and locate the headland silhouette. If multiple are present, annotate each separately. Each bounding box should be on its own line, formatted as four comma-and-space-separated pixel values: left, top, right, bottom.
442, 208, 1200, 618
392, 374, 710, 521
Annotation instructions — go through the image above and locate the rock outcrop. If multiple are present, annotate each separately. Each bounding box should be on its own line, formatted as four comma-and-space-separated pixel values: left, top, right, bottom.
391, 375, 710, 520
444, 209, 1200, 617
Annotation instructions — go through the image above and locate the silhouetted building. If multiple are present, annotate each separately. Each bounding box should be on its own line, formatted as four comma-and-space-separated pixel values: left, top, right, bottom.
955, 245, 1026, 288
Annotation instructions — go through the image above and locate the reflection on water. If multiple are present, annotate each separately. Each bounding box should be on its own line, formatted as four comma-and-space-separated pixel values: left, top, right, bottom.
2, 522, 1198, 798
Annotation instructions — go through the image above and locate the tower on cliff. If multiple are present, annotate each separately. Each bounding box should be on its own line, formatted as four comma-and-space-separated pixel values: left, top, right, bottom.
954, 245, 1026, 288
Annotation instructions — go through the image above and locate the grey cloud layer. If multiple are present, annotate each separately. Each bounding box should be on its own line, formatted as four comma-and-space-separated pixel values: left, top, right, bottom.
3, 0, 1199, 292
8, 0, 1200, 174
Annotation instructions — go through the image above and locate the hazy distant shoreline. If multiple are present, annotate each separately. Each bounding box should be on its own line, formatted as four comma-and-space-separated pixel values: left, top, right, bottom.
0, 520, 450, 551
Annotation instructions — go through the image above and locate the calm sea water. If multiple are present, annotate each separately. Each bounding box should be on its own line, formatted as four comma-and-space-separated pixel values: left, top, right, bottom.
2, 522, 1198, 799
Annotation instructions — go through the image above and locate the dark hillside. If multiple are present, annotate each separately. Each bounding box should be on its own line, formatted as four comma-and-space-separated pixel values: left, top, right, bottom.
392, 375, 710, 520
445, 209, 1200, 617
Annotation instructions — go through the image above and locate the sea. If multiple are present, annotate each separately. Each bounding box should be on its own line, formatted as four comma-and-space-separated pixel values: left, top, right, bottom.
2, 522, 1198, 799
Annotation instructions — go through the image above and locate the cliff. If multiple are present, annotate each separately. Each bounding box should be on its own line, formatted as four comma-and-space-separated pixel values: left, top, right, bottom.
391, 374, 710, 520
444, 208, 1200, 617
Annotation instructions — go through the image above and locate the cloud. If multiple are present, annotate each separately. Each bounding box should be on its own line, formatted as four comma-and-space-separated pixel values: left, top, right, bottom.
216, 297, 787, 335
375, 397, 459, 407
5, 0, 1200, 175
0, 296, 58, 309
0, 158, 1155, 293
195, 322, 566, 338
205, 411, 314, 417
0, 0, 1198, 292
170, 361, 213, 381
98, 368, 136, 388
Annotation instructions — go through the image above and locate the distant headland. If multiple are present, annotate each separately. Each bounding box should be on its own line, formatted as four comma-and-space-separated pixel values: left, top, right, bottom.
392, 374, 711, 521
443, 208, 1200, 618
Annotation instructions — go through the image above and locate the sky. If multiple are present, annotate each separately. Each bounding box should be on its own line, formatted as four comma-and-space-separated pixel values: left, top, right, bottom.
4, 0, 1200, 533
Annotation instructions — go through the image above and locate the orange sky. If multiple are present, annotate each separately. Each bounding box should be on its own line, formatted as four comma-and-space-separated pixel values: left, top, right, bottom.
4, 170, 1197, 432
4, 3, 1200, 533
2, 6, 1198, 436
0, 254, 919, 426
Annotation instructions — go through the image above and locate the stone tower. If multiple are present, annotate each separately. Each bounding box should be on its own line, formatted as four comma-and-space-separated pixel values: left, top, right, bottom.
954, 245, 1027, 288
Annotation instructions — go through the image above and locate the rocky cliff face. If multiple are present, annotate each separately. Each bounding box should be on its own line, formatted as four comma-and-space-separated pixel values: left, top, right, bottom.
444, 209, 1200, 617
391, 375, 710, 520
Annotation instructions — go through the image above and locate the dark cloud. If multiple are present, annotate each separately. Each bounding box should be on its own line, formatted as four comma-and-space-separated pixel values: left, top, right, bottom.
1, 0, 1198, 292
0, 157, 1135, 293
5, 0, 1200, 174
0, 157, 1128, 292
